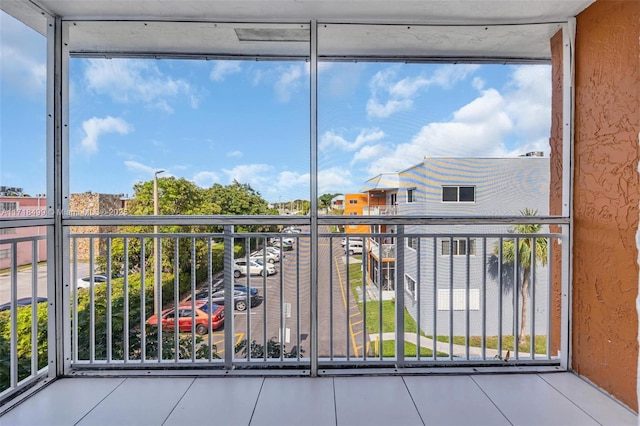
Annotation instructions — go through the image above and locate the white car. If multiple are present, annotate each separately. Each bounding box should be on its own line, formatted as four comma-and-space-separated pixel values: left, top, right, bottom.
77, 274, 108, 289
251, 248, 279, 263
234, 259, 277, 277
344, 242, 364, 255
341, 236, 363, 247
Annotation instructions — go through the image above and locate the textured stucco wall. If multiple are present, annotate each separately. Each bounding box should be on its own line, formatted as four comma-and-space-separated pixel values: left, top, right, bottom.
573, 0, 639, 411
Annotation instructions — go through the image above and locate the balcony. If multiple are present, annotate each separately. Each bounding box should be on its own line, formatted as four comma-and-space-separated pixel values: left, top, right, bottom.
1, 0, 638, 420
0, 221, 634, 424
1, 373, 636, 425
362, 205, 397, 216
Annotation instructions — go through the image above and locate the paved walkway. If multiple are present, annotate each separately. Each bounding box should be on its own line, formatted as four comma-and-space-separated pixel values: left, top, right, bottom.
369, 332, 508, 359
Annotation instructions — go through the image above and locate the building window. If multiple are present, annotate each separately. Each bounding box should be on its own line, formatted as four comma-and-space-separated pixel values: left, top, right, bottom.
407, 189, 414, 203
405, 275, 417, 300
349, 199, 358, 205
0, 202, 18, 211
442, 186, 475, 202
0, 249, 10, 259
441, 239, 476, 256
407, 237, 418, 250
437, 288, 480, 311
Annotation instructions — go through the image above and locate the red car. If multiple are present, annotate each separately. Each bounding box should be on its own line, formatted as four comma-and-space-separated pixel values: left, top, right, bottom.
146, 301, 224, 335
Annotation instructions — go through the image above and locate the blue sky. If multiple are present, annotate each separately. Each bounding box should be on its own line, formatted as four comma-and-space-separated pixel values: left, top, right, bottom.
1, 12, 552, 203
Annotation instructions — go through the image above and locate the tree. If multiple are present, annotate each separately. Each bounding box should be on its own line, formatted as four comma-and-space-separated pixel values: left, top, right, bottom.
318, 193, 341, 211
491, 208, 548, 346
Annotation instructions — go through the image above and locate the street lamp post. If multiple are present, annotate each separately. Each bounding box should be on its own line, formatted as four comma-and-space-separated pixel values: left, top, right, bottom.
153, 169, 165, 314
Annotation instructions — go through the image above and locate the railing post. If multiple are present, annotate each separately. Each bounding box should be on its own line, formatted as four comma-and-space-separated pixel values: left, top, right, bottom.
223, 225, 234, 370
395, 225, 405, 367
309, 19, 319, 377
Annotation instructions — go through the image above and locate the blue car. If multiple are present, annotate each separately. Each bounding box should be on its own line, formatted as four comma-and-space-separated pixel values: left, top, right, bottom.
0, 297, 48, 312
212, 279, 258, 297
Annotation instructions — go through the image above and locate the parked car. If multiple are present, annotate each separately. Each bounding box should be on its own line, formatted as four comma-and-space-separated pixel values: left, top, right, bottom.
192, 288, 257, 311
0, 297, 48, 312
212, 279, 259, 297
251, 248, 279, 263
234, 258, 277, 276
269, 237, 294, 250
283, 226, 302, 234
145, 301, 224, 335
341, 236, 363, 247
345, 242, 364, 255
77, 274, 108, 289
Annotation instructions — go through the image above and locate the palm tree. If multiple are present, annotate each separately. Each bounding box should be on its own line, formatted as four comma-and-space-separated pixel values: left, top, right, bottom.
494, 208, 548, 346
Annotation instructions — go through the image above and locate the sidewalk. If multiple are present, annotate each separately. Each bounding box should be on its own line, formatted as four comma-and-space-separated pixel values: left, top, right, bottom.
369, 332, 510, 359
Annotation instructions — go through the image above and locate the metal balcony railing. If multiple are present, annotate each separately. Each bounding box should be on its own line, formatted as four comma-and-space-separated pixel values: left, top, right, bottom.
0, 218, 567, 400
0, 234, 49, 400
65, 224, 562, 370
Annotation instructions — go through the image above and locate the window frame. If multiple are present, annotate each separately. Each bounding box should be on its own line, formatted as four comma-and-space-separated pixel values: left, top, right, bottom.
441, 185, 475, 203
441, 238, 476, 256
405, 274, 417, 300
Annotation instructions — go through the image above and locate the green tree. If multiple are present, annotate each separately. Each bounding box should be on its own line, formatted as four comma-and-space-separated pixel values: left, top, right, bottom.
492, 208, 548, 346
318, 193, 341, 211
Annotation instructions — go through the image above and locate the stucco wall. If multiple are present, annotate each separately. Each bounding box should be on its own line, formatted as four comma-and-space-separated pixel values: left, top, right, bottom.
573, 0, 639, 411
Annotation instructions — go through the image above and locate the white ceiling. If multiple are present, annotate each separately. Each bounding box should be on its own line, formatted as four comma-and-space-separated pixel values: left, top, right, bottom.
2, 0, 595, 60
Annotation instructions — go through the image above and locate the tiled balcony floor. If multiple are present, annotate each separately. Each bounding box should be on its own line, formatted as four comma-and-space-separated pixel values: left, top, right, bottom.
1, 372, 636, 425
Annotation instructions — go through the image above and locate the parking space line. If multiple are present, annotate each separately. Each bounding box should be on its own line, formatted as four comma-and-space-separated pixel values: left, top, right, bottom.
334, 255, 360, 358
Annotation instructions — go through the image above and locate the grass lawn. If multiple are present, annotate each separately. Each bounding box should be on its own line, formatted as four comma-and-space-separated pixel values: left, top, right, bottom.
371, 340, 434, 357
432, 335, 547, 354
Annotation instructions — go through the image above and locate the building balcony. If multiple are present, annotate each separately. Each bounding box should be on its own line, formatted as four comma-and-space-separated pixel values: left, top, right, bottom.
0, 219, 635, 424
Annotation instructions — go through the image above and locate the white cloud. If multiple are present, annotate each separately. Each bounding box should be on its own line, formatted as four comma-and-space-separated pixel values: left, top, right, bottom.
367, 65, 551, 174
503, 65, 552, 142
80, 116, 132, 153
366, 98, 413, 119
210, 61, 242, 82
193, 171, 220, 187
227, 150, 243, 158
0, 13, 46, 97
83, 58, 197, 112
351, 144, 391, 165
472, 77, 485, 90
276, 171, 309, 190
275, 64, 304, 102
320, 128, 385, 152
222, 164, 274, 187
431, 64, 480, 89
124, 160, 155, 175
366, 64, 480, 119
318, 168, 353, 194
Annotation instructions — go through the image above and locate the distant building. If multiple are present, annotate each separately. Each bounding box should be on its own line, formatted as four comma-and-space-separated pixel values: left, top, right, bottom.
354, 155, 550, 335
1, 191, 128, 268
69, 192, 127, 261
0, 193, 48, 269
329, 194, 344, 211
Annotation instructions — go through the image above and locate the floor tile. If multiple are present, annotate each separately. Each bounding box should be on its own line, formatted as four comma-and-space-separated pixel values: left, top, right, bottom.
404, 375, 510, 425
251, 377, 336, 426
164, 377, 263, 426
334, 376, 423, 426
539, 373, 638, 426
76, 377, 193, 426
472, 374, 599, 425
0, 378, 124, 426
